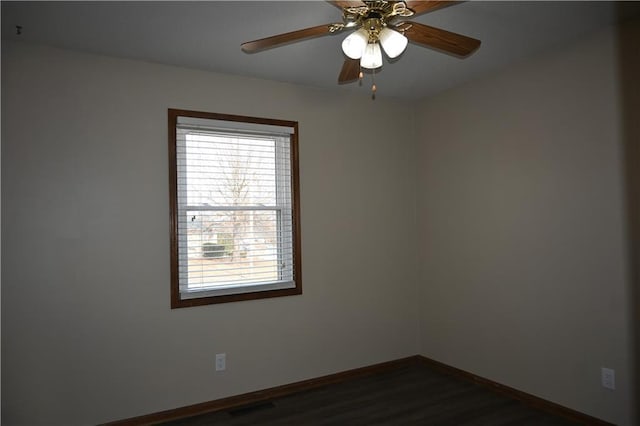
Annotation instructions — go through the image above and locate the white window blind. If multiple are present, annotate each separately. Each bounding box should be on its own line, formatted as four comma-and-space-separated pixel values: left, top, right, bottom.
175, 116, 296, 300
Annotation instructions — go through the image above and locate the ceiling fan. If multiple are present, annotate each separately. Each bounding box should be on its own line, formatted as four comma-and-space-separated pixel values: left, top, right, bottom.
241, 1, 481, 94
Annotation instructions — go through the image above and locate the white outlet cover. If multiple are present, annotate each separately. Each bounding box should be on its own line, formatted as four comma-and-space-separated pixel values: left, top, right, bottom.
216, 353, 226, 371
601, 367, 615, 390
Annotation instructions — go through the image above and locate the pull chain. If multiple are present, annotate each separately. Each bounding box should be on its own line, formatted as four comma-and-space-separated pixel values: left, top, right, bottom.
371, 69, 377, 100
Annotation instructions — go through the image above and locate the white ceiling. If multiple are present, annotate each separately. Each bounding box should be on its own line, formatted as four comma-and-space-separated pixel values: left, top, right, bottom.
1, 1, 636, 100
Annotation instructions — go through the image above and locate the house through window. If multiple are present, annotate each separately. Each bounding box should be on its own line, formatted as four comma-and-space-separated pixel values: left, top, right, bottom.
169, 109, 301, 307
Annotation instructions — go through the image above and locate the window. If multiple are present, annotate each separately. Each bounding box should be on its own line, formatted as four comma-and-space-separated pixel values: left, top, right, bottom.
169, 109, 301, 308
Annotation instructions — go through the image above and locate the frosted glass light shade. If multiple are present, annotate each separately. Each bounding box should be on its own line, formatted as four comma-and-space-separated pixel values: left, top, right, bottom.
341, 29, 369, 59
360, 42, 383, 69
379, 27, 408, 59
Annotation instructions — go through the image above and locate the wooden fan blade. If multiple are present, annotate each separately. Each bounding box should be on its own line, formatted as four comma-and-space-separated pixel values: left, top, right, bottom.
242, 24, 336, 53
326, 1, 365, 10
405, 1, 460, 16
338, 58, 360, 84
403, 21, 480, 57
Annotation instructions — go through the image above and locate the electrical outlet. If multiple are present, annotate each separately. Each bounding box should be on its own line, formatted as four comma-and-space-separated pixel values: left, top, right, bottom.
216, 353, 226, 372
601, 367, 615, 390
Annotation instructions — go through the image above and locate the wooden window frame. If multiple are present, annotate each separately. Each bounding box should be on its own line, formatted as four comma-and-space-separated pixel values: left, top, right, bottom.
168, 108, 302, 308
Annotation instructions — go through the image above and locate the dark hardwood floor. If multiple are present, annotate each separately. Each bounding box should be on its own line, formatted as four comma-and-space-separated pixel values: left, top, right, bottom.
161, 362, 581, 425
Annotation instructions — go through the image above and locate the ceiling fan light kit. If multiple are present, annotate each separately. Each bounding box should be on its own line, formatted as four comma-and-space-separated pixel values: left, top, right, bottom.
342, 28, 407, 67
241, 1, 481, 97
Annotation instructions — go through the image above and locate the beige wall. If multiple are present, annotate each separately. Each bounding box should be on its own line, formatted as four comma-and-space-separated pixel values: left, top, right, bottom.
415, 23, 635, 425
1, 41, 419, 425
